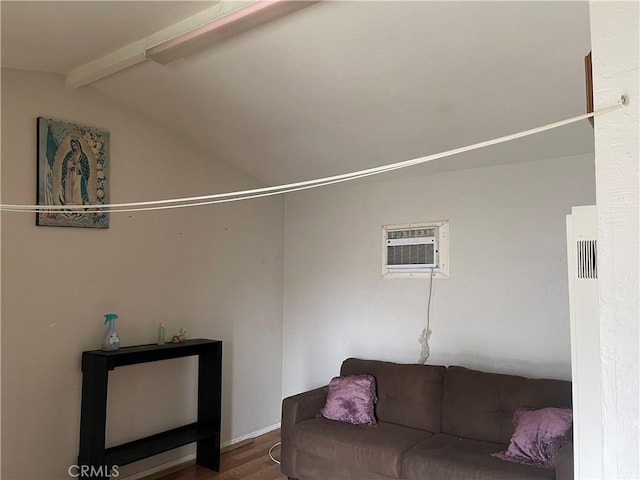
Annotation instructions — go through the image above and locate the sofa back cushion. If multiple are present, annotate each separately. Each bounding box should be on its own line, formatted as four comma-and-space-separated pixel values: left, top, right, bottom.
442, 366, 572, 444
341, 358, 445, 432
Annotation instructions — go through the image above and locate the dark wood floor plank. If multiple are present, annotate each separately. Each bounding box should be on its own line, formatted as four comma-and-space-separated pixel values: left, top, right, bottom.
154, 430, 285, 480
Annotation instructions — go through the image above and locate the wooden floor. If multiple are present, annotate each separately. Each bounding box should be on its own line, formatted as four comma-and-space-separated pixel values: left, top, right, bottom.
156, 429, 287, 480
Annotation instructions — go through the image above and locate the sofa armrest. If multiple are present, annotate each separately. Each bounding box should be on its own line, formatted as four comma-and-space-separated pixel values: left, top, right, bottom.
281, 386, 327, 477
555, 442, 574, 480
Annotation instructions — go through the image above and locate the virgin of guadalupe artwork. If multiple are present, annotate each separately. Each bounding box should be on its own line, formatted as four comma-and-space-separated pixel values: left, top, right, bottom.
36, 117, 110, 228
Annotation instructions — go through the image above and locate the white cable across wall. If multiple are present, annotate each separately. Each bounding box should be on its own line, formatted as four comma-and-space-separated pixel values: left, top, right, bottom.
0, 98, 627, 214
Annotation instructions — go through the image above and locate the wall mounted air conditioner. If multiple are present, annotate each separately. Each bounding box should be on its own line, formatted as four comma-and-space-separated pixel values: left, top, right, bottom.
382, 221, 449, 278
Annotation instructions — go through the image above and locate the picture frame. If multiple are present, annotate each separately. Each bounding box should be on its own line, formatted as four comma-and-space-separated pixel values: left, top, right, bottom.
36, 117, 110, 228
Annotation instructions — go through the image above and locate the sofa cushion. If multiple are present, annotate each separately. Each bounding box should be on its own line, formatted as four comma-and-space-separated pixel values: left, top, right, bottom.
341, 358, 445, 432
320, 374, 378, 425
402, 433, 555, 480
294, 449, 397, 480
442, 366, 572, 444
494, 407, 573, 469
292, 417, 433, 478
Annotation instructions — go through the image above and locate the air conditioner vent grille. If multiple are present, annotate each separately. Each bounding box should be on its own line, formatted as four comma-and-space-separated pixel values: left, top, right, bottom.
387, 243, 434, 266
577, 240, 597, 279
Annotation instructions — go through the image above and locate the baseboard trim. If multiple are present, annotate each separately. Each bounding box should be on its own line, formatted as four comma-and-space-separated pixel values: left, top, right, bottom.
223, 422, 281, 448
122, 422, 282, 480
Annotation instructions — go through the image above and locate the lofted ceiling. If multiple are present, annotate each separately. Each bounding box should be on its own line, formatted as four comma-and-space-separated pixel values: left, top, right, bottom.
1, 1, 594, 186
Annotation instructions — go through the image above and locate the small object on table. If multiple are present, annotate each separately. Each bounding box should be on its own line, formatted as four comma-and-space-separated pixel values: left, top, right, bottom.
101, 313, 120, 351
172, 328, 187, 343
158, 323, 166, 345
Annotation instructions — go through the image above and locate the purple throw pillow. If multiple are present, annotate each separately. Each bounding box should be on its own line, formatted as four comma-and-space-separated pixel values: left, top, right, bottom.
493, 407, 573, 469
320, 374, 378, 426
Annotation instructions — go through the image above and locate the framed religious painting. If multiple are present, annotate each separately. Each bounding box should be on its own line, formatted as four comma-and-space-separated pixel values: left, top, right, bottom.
36, 117, 110, 228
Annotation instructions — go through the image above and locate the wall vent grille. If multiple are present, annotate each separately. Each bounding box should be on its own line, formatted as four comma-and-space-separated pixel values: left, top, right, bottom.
387, 243, 435, 267
577, 240, 597, 279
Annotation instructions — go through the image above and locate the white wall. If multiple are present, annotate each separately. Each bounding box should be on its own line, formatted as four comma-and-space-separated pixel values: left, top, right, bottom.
282, 155, 595, 397
566, 206, 602, 479
0, 69, 284, 479
590, 2, 640, 478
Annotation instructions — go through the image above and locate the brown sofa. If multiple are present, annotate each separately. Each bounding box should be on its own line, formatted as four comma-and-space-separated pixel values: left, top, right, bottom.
281, 358, 574, 480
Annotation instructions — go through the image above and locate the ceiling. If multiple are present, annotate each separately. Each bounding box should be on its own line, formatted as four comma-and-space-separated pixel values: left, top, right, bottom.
1, 1, 594, 186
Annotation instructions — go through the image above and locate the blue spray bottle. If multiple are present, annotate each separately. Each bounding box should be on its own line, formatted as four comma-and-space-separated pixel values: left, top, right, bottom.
101, 313, 120, 351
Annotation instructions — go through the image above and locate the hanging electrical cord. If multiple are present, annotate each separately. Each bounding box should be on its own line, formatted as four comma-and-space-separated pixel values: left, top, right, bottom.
418, 268, 436, 364
269, 441, 281, 464
0, 98, 627, 214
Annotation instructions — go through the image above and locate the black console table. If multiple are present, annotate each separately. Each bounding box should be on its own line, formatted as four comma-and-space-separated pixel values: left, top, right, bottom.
78, 339, 222, 478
